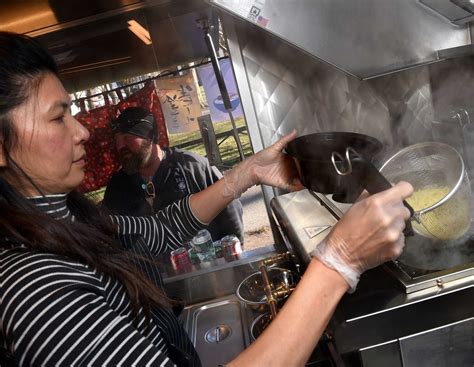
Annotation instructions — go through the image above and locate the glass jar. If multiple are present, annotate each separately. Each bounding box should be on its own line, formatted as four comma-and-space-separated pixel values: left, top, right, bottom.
192, 229, 216, 262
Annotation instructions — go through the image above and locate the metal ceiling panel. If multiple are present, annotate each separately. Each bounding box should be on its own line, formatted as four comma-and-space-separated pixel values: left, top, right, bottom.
0, 0, 218, 92
0, 0, 143, 34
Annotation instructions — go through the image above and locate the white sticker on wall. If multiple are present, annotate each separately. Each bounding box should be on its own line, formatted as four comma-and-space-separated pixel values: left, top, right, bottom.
304, 225, 331, 239
211, 0, 268, 27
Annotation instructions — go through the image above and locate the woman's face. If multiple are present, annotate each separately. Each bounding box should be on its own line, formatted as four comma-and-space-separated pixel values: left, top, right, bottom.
4, 73, 90, 195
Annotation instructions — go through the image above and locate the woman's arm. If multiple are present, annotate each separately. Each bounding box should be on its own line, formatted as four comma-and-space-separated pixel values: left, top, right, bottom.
190, 131, 303, 224
231, 259, 347, 366
229, 181, 413, 366
110, 195, 206, 254
111, 132, 302, 254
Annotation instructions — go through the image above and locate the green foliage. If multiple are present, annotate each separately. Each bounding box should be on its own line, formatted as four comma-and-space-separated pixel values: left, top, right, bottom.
168, 117, 253, 169
86, 187, 106, 203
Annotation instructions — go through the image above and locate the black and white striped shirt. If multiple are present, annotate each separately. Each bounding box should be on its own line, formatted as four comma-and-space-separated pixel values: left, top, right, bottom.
1, 194, 204, 366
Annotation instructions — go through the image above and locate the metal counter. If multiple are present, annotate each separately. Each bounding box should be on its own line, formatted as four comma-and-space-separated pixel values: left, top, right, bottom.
161, 246, 277, 305
180, 294, 254, 367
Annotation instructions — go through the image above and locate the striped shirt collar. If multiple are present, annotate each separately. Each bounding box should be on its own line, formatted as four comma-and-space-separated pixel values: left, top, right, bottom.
27, 193, 75, 222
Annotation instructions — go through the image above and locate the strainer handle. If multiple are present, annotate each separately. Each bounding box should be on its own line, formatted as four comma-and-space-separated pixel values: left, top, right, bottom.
349, 153, 415, 237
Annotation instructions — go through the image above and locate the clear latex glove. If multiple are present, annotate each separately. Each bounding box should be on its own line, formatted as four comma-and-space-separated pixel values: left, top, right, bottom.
223, 131, 303, 199
311, 181, 413, 292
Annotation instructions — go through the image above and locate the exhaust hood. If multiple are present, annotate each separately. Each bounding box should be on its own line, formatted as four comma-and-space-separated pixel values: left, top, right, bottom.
209, 0, 474, 80
421, 0, 474, 25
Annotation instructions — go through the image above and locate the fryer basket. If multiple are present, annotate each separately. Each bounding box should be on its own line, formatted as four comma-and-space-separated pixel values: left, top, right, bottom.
380, 142, 471, 241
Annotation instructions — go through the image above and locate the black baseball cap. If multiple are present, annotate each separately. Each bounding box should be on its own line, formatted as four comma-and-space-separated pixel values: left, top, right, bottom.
112, 107, 158, 143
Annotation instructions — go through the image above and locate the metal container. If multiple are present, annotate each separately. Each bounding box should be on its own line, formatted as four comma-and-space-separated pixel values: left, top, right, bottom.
180, 295, 253, 367
236, 267, 299, 313
250, 312, 272, 341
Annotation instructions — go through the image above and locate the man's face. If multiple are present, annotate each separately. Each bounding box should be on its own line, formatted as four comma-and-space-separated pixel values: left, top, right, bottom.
114, 133, 152, 174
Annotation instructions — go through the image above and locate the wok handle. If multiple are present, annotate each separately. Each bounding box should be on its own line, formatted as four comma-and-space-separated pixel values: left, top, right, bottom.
351, 158, 415, 237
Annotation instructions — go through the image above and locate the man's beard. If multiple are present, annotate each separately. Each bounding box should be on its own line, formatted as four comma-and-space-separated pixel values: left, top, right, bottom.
119, 140, 153, 175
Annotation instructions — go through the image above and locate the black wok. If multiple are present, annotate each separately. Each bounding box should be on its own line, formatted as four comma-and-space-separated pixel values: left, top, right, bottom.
286, 132, 383, 202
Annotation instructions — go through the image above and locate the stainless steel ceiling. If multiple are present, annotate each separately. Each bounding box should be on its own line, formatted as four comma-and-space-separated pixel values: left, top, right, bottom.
0, 0, 218, 92
210, 0, 472, 80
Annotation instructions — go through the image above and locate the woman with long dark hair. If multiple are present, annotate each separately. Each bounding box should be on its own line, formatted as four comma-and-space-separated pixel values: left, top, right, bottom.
0, 31, 413, 366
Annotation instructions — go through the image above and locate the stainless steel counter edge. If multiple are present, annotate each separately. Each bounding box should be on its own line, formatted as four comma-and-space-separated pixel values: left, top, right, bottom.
270, 189, 338, 266
162, 246, 276, 284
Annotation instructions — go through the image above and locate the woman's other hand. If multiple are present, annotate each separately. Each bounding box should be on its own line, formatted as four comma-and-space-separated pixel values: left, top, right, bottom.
250, 130, 304, 191
223, 131, 303, 198
311, 181, 413, 291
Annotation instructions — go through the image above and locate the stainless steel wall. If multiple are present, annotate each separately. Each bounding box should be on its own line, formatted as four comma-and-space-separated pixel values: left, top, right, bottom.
223, 15, 474, 177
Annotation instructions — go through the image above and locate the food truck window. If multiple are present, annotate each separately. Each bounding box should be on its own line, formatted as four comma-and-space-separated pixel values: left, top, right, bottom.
0, 1, 278, 279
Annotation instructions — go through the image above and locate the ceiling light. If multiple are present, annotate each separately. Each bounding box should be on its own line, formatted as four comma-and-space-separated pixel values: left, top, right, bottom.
127, 19, 152, 45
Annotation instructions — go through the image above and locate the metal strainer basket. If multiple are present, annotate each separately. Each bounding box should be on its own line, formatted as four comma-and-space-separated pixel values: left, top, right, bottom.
380, 142, 471, 241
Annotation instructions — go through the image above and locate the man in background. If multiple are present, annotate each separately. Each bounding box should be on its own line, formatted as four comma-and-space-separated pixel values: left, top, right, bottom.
103, 107, 244, 245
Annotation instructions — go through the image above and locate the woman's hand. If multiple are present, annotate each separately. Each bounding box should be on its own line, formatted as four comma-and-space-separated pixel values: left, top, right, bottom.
191, 131, 303, 223
249, 130, 304, 191
312, 181, 413, 291
223, 131, 303, 198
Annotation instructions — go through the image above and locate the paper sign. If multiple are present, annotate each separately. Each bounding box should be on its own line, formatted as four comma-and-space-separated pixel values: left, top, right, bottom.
197, 59, 244, 123
155, 74, 201, 134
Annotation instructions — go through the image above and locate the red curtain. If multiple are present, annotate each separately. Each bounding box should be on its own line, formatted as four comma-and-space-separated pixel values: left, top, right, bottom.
77, 82, 168, 193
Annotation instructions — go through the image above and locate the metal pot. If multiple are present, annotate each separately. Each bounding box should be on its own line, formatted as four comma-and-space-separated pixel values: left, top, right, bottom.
236, 268, 299, 313
286, 132, 382, 202
250, 313, 272, 340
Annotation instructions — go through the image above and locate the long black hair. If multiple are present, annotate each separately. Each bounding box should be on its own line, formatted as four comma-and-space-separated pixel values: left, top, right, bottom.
0, 32, 172, 318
